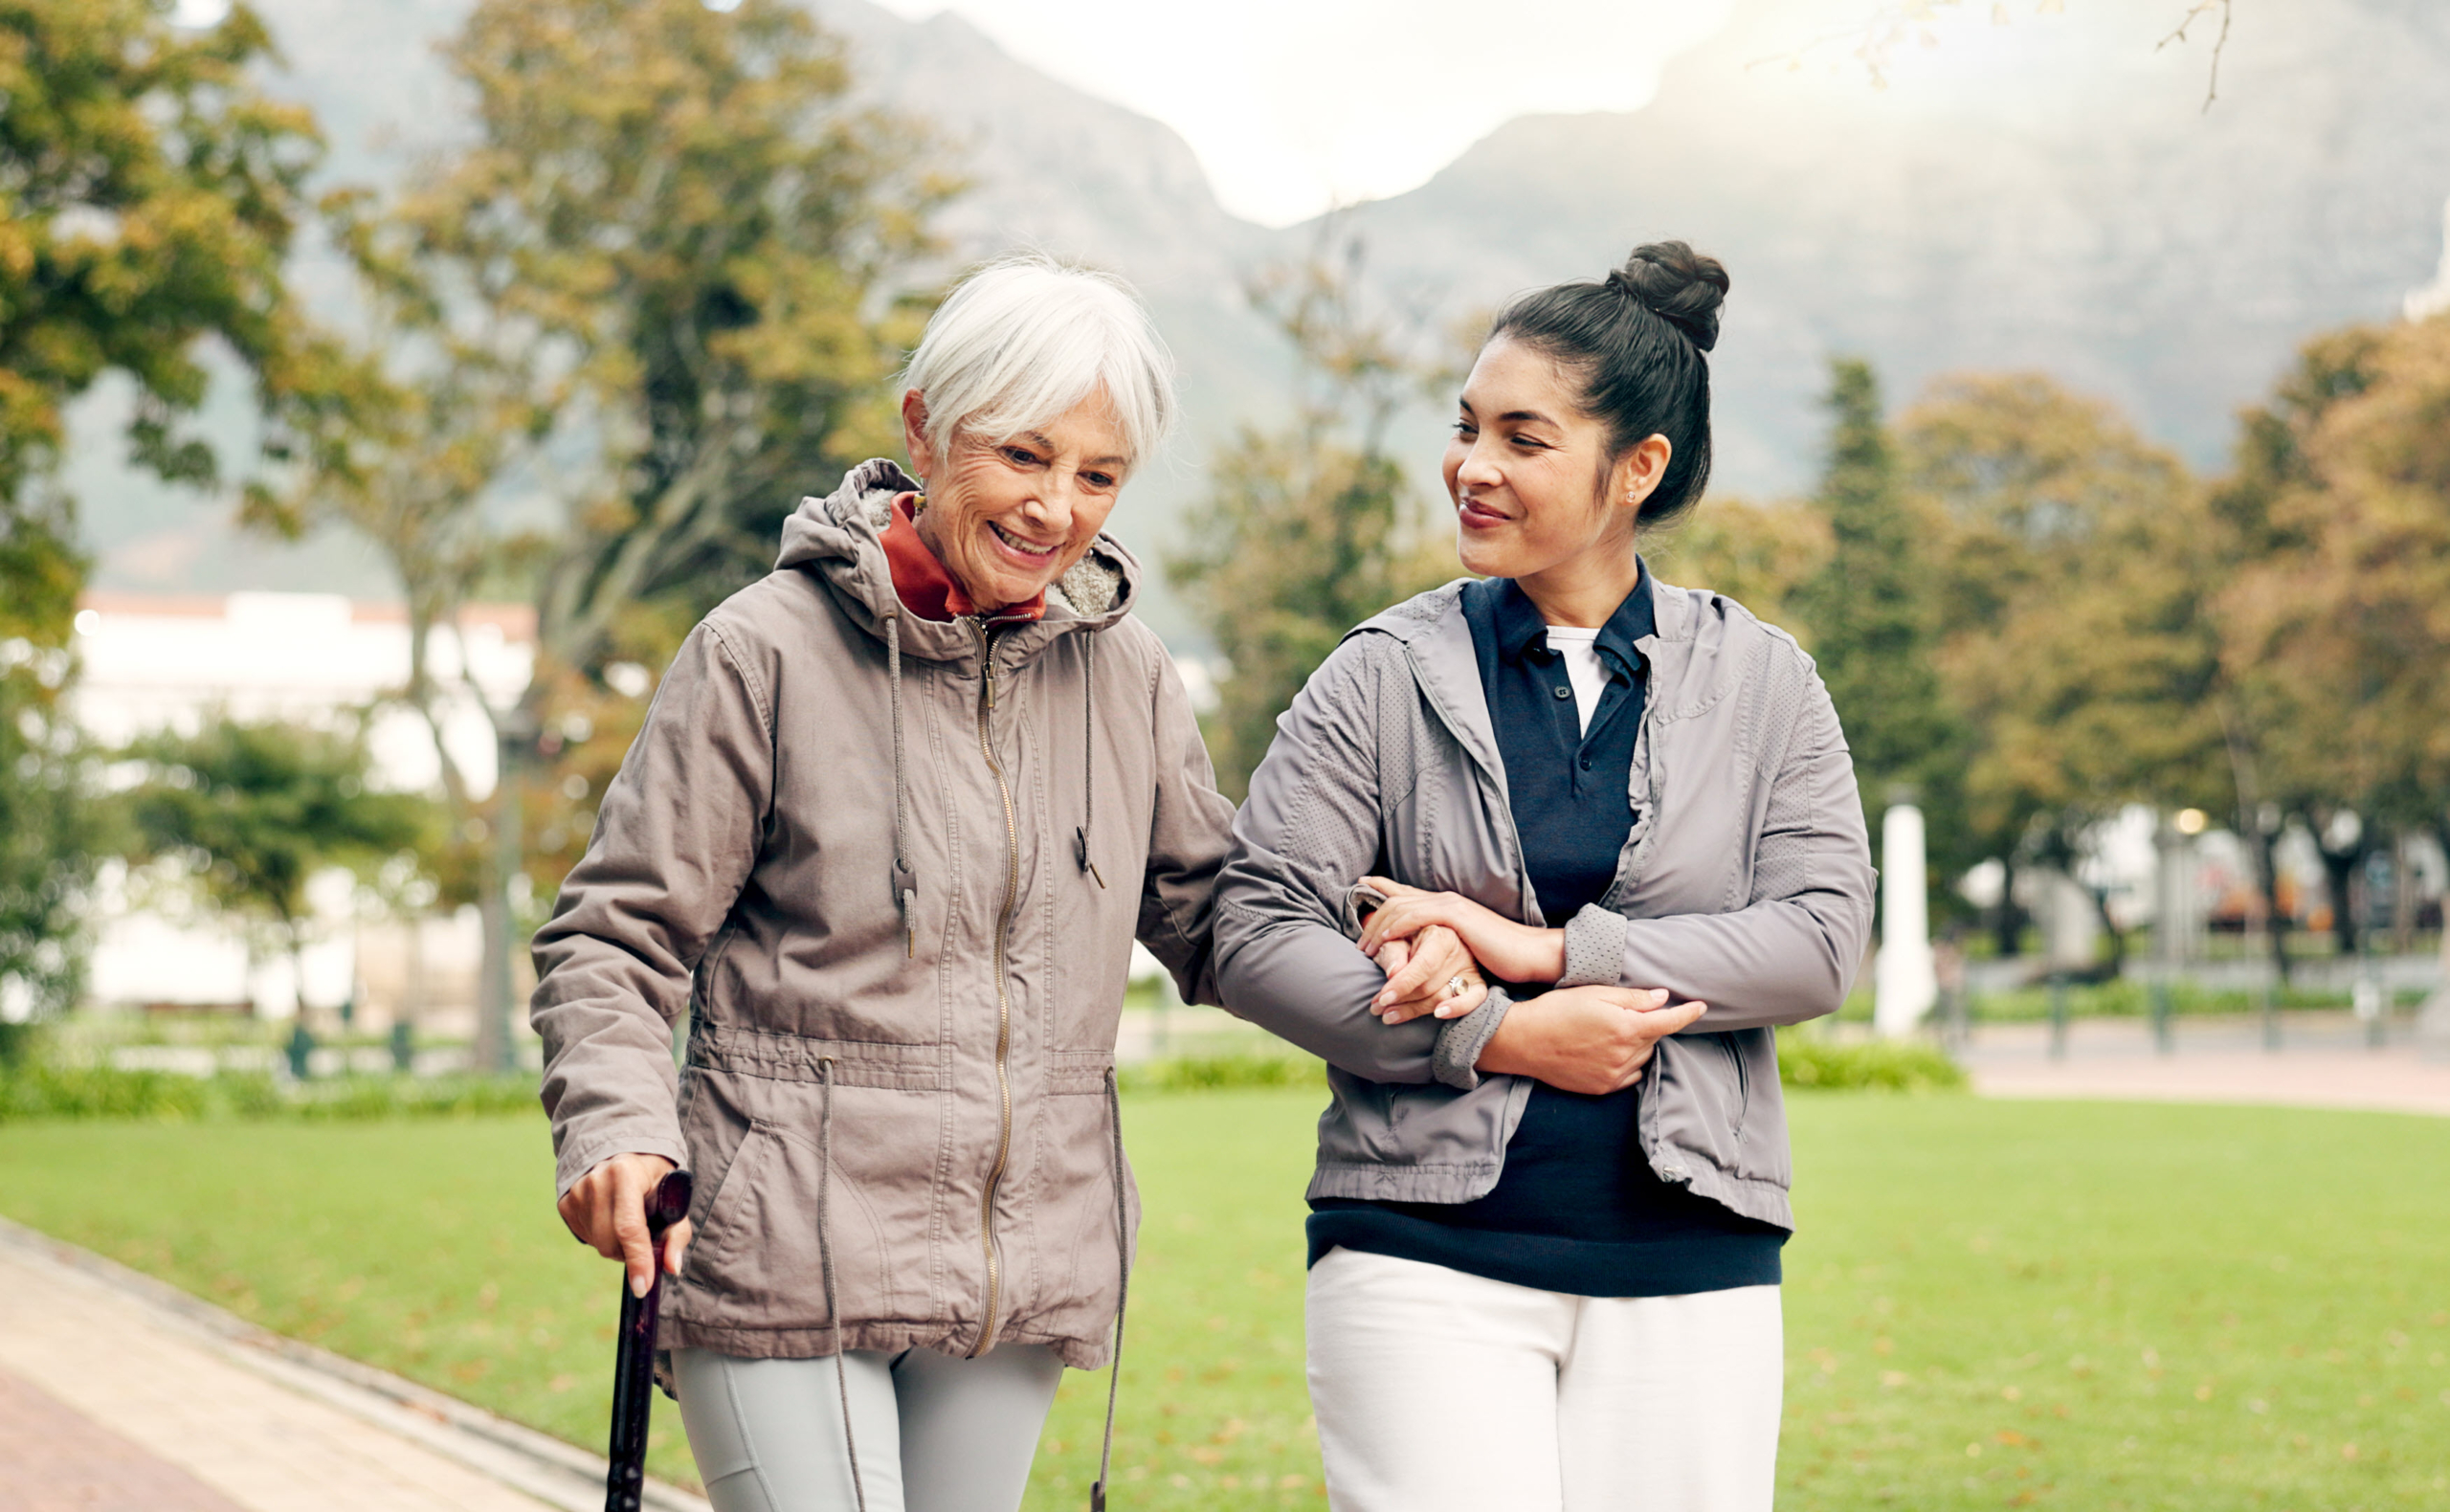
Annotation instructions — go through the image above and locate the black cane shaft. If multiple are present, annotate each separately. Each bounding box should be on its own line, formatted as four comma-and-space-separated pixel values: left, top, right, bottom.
605, 1170, 692, 1512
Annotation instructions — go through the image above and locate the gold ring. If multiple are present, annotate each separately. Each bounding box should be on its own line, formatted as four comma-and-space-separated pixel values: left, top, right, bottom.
1445, 974, 1468, 999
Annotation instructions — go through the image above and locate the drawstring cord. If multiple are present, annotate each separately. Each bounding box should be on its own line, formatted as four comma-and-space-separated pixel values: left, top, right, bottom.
884, 611, 918, 957
1075, 634, 1104, 888
1092, 1066, 1131, 1511
819, 1057, 869, 1512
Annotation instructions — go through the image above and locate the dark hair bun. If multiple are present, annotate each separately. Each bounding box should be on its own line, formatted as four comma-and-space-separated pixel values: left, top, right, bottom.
1606, 241, 1730, 353
1489, 236, 1728, 529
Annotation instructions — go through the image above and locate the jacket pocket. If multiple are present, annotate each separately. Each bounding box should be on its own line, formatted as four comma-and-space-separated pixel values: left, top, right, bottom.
1029, 1084, 1135, 1356
1721, 1032, 1751, 1149
1729, 1029, 1792, 1187
679, 1119, 897, 1332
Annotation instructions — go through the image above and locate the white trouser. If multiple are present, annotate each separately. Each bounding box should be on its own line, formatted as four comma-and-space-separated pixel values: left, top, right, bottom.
671, 1345, 1062, 1512
1305, 1247, 1783, 1512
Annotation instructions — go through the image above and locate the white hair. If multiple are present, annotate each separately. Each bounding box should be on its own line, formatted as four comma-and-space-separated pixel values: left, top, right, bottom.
902, 254, 1176, 468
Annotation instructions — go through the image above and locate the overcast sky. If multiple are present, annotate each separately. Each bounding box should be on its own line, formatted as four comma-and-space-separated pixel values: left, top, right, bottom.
864, 0, 1739, 226
169, 0, 2111, 228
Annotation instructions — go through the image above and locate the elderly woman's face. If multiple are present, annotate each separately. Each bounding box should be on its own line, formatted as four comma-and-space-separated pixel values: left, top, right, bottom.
902, 389, 1130, 614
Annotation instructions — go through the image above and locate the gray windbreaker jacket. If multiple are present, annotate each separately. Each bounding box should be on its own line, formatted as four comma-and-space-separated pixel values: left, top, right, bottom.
530, 458, 1236, 1368
1214, 572, 1875, 1230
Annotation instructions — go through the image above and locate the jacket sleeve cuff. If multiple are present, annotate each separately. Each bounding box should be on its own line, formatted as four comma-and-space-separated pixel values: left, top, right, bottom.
1559, 904, 1629, 988
1431, 984, 1512, 1091
1341, 881, 1390, 941
554, 1127, 691, 1202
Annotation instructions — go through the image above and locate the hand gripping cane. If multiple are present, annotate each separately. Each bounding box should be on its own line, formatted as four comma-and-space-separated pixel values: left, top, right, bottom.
605, 1169, 693, 1512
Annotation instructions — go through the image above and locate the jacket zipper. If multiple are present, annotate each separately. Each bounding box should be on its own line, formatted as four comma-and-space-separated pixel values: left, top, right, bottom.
969, 618, 1019, 1354
1408, 632, 1675, 1154
1403, 645, 1542, 927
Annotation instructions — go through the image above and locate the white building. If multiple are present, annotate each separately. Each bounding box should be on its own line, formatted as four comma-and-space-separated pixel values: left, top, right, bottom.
71, 591, 534, 1030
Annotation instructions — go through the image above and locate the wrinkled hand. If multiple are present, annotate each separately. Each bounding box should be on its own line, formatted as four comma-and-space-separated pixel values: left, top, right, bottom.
1357, 876, 1566, 986
559, 1152, 693, 1299
1476, 985, 1707, 1096
1370, 923, 1488, 1025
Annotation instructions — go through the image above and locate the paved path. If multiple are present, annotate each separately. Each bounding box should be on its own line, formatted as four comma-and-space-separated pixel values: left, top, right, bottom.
0, 1220, 708, 1512
0, 1365, 252, 1512
1962, 1015, 2450, 1117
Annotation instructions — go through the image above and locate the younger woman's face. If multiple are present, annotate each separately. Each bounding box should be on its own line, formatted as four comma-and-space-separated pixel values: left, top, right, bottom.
1441, 337, 1664, 583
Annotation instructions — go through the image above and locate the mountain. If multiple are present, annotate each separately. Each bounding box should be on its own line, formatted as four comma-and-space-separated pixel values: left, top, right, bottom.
63, 0, 2450, 650
1336, 0, 2450, 493
64, 0, 1286, 643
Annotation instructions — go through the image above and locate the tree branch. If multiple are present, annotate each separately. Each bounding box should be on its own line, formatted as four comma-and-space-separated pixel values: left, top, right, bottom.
2157, 0, 2233, 114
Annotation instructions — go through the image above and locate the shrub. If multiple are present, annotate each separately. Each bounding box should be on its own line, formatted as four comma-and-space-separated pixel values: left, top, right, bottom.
1777, 1034, 1968, 1092
0, 1062, 211, 1121
0, 1063, 542, 1123
1118, 1040, 1970, 1098
284, 1076, 542, 1121
1120, 1053, 1326, 1095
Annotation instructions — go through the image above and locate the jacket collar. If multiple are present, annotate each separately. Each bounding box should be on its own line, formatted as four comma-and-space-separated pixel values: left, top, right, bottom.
1476, 569, 1654, 681
879, 496, 1046, 624
776, 458, 1139, 663
1351, 558, 1714, 783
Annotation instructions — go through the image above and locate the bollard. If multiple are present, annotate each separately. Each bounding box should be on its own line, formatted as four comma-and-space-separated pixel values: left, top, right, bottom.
2048, 971, 2070, 1060
285, 1023, 316, 1081
390, 1019, 415, 1074
2353, 977, 2385, 1051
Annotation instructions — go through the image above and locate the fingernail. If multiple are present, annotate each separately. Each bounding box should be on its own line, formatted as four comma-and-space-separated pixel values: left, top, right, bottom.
631, 1274, 649, 1298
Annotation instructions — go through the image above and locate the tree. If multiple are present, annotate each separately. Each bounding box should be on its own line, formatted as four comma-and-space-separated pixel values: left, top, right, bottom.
1169, 233, 1458, 799
278, 0, 949, 1067
1798, 1, 2238, 111
1794, 360, 1961, 851
1, 0, 323, 511
1647, 496, 1831, 635
120, 716, 436, 1021
2, 0, 324, 1017
0, 546, 92, 1021
1903, 372, 2219, 967
2216, 315, 2450, 956
249, 189, 552, 945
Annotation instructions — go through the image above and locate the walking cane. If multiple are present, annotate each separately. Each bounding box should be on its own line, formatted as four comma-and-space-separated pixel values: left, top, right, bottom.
605, 1169, 693, 1512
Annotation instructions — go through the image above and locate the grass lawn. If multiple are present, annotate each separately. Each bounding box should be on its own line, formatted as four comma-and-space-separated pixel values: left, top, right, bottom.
1, 1092, 2445, 1509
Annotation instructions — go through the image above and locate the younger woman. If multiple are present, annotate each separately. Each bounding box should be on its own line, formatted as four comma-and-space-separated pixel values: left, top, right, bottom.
1214, 242, 1877, 1511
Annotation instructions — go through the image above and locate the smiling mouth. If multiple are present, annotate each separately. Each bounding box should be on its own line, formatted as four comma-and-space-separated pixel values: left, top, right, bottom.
988, 520, 1059, 561
1457, 497, 1510, 527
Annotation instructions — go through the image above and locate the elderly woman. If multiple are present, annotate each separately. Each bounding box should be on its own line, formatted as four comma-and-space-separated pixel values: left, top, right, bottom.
529, 256, 1405, 1512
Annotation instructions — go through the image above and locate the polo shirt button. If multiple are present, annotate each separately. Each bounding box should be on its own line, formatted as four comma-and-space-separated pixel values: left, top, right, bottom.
1578, 756, 1592, 770
1553, 686, 1572, 700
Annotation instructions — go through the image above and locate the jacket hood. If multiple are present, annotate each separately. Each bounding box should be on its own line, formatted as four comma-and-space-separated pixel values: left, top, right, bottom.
777, 457, 1141, 660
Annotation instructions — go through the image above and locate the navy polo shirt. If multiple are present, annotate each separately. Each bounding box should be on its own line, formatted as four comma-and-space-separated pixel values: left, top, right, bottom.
1308, 570, 1785, 1297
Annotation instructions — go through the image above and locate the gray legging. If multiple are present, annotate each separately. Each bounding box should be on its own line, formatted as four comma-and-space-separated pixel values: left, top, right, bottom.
672, 1345, 1063, 1512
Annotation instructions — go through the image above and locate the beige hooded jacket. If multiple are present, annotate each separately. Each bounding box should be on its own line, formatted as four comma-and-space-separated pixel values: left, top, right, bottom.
530, 458, 1236, 1368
